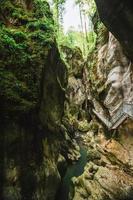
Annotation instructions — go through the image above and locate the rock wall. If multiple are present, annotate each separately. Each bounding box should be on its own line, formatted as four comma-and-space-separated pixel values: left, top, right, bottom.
0, 122, 62, 200
62, 46, 91, 135
94, 0, 133, 60
97, 32, 133, 116
0, 1, 70, 199
71, 17, 133, 200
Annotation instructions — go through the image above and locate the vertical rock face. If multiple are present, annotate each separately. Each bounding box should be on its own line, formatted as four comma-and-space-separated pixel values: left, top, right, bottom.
71, 14, 133, 200
0, 122, 62, 200
94, 0, 133, 60
62, 46, 90, 134
39, 44, 67, 132
97, 33, 133, 116
0, 1, 68, 199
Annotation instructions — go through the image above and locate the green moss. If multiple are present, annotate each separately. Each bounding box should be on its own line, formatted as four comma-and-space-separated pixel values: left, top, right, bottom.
0, 69, 35, 113
33, 0, 53, 18
0, 0, 55, 117
0, 0, 32, 25
96, 22, 109, 47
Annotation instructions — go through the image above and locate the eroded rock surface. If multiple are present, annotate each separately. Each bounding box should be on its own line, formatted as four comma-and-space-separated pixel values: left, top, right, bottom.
62, 46, 90, 135
97, 33, 133, 116
71, 14, 133, 200
0, 1, 75, 199
94, 0, 133, 60
71, 120, 133, 200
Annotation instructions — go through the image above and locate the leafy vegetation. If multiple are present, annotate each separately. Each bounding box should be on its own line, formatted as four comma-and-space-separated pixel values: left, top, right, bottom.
0, 0, 99, 117
48, 0, 97, 56
0, 0, 55, 116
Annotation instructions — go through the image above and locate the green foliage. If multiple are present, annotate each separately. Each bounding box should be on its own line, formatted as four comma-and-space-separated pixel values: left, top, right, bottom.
75, 0, 94, 18
49, 0, 66, 37
0, 0, 55, 116
96, 22, 109, 46
27, 20, 53, 32
50, 0, 97, 56
0, 69, 34, 113
84, 0, 96, 17
33, 0, 52, 18
87, 31, 97, 53
0, 0, 33, 26
57, 26, 96, 57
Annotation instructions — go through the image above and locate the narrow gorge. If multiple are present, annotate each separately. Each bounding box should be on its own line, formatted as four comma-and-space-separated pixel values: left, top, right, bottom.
0, 0, 133, 200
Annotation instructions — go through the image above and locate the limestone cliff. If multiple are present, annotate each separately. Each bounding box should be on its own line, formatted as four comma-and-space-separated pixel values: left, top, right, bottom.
62, 46, 90, 135
94, 0, 133, 60
0, 1, 69, 199
71, 7, 133, 200
96, 32, 133, 116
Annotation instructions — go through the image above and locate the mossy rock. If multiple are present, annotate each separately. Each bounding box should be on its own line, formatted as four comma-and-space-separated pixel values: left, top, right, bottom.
61, 45, 84, 78
78, 120, 90, 132
0, 0, 55, 117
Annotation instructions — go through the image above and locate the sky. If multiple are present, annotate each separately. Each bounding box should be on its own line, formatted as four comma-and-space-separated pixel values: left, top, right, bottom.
63, 0, 81, 33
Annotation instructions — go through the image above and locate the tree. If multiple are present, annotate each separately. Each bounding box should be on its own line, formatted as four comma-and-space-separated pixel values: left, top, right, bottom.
52, 0, 66, 32
75, 0, 96, 55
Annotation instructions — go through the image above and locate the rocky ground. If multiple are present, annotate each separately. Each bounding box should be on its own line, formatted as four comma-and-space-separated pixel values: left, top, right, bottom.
71, 118, 133, 200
